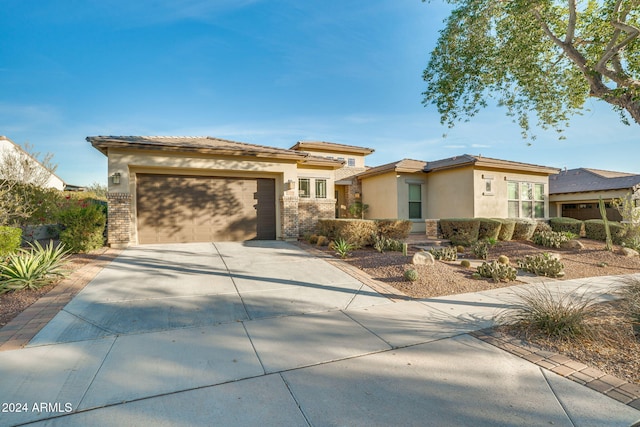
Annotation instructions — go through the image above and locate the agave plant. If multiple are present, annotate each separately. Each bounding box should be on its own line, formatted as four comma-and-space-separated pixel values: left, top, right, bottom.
0, 241, 69, 293
333, 238, 354, 259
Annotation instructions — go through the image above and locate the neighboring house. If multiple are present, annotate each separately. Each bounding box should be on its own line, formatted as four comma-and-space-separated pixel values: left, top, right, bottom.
549, 168, 640, 221
0, 136, 65, 190
90, 135, 561, 247
358, 155, 559, 233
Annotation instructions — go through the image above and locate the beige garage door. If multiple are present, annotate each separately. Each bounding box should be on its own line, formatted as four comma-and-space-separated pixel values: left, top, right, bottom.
137, 174, 276, 244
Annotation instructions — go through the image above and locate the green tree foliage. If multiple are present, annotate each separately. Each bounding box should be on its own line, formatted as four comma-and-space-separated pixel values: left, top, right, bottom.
423, 0, 640, 137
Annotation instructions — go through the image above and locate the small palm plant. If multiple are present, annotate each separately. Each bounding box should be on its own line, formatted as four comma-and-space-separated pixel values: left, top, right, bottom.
0, 241, 69, 293
333, 238, 354, 259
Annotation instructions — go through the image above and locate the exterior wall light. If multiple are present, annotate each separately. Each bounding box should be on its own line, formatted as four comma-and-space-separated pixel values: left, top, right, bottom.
111, 172, 121, 185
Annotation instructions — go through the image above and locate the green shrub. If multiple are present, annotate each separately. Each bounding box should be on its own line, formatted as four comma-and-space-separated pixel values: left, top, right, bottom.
460, 259, 471, 268
511, 219, 537, 240
57, 204, 106, 253
498, 285, 601, 339
439, 218, 480, 246
584, 219, 625, 244
532, 231, 576, 248
496, 219, 516, 241
316, 219, 377, 248
470, 239, 490, 260
549, 217, 583, 235
404, 269, 419, 282
374, 219, 413, 240
0, 241, 69, 293
476, 261, 517, 282
534, 221, 552, 234
477, 218, 502, 241
517, 253, 564, 277
0, 226, 22, 257
428, 246, 458, 261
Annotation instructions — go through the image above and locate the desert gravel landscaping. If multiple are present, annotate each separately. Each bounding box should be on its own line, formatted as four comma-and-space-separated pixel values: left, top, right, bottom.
334, 237, 640, 387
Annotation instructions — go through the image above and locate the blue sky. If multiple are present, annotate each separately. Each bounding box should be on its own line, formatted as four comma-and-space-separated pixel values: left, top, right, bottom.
1, 0, 638, 186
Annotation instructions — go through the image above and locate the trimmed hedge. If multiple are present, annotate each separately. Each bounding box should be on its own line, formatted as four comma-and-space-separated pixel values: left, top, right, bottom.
584, 219, 625, 244
512, 218, 537, 240
477, 218, 502, 241
549, 217, 583, 235
316, 219, 377, 248
374, 219, 413, 240
496, 219, 516, 241
0, 226, 22, 257
439, 218, 480, 246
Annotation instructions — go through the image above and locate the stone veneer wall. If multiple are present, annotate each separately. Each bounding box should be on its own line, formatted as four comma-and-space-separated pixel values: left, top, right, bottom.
425, 219, 442, 239
107, 193, 132, 247
298, 198, 336, 236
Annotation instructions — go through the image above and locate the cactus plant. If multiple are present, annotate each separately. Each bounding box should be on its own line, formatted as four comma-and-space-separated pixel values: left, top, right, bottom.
476, 261, 517, 282
517, 253, 564, 277
404, 269, 419, 282
428, 246, 457, 261
497, 255, 509, 265
460, 259, 471, 268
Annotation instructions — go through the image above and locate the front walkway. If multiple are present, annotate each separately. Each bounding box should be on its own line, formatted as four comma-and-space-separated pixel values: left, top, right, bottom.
0, 241, 638, 426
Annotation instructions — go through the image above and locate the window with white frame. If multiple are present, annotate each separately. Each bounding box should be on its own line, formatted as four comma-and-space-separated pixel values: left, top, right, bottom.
315, 179, 327, 198
408, 183, 422, 219
508, 181, 545, 218
347, 158, 356, 167
298, 178, 310, 198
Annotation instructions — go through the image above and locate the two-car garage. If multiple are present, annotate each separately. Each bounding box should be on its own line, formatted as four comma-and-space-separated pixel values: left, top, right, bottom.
136, 174, 276, 244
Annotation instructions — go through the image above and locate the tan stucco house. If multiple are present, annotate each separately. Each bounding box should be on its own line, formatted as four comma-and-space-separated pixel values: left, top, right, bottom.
89, 136, 559, 246
88, 136, 372, 246
358, 155, 560, 233
549, 168, 640, 221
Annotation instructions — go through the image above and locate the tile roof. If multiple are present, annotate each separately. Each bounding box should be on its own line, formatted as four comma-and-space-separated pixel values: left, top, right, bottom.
87, 136, 344, 167
356, 159, 427, 179
549, 168, 640, 194
290, 140, 375, 155
424, 154, 558, 174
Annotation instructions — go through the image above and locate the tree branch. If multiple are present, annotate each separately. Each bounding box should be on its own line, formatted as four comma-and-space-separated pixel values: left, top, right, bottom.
565, 0, 577, 44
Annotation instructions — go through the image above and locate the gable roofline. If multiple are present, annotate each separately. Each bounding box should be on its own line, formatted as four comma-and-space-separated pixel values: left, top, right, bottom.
549, 167, 640, 194
0, 135, 66, 185
424, 154, 559, 175
87, 136, 344, 168
290, 140, 375, 155
356, 158, 427, 179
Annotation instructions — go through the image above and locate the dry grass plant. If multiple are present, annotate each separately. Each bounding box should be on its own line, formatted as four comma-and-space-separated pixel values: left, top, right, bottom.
498, 284, 606, 341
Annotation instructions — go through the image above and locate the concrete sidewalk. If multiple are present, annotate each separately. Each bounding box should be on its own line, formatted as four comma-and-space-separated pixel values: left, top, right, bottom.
0, 241, 638, 426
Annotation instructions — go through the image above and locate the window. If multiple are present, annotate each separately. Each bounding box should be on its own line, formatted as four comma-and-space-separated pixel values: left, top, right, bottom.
347, 158, 356, 167
508, 181, 545, 219
315, 179, 327, 198
298, 178, 310, 198
408, 184, 422, 219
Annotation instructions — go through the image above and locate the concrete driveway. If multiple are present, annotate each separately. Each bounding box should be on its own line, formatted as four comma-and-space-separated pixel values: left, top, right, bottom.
0, 241, 638, 426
